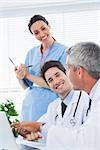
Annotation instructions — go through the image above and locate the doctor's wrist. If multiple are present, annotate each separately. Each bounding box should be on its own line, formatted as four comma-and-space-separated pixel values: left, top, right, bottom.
39, 123, 45, 132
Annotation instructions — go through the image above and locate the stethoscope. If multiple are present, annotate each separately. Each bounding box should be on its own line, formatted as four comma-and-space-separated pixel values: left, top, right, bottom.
70, 91, 92, 127
55, 91, 92, 127
69, 91, 82, 127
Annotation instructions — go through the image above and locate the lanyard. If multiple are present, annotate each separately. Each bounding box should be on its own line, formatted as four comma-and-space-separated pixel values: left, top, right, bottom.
40, 41, 55, 69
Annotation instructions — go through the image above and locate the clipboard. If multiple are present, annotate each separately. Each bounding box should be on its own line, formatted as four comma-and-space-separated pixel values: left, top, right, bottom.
8, 57, 33, 87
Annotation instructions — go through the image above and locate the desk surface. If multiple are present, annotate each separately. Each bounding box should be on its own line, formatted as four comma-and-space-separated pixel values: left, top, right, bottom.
16, 137, 46, 150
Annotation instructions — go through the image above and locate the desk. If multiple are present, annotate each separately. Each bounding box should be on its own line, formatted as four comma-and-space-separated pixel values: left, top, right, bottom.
16, 137, 46, 150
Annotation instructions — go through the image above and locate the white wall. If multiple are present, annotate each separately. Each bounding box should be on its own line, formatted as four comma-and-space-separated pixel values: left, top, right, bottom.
0, 1, 100, 18
0, 1, 100, 115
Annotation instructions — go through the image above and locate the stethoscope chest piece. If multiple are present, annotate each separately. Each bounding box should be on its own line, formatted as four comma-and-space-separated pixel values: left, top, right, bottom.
70, 118, 76, 127
69, 91, 81, 127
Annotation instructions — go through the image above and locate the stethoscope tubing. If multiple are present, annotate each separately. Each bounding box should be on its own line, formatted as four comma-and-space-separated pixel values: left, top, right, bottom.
73, 91, 82, 117
55, 91, 92, 124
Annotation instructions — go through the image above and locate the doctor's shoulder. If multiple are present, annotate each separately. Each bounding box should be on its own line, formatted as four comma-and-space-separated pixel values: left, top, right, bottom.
77, 90, 90, 103
77, 90, 91, 112
74, 90, 90, 100
81, 90, 90, 102
47, 97, 60, 112
72, 90, 90, 110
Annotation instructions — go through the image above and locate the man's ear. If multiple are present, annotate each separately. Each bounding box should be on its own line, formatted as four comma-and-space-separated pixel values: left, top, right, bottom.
76, 66, 84, 79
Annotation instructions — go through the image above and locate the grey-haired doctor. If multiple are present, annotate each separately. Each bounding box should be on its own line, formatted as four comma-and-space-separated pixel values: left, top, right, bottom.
46, 42, 100, 150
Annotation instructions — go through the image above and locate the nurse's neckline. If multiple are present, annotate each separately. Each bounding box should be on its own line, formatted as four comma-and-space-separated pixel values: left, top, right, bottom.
41, 37, 56, 54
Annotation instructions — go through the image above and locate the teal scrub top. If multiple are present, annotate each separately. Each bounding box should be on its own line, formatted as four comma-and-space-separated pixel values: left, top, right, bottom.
21, 42, 67, 121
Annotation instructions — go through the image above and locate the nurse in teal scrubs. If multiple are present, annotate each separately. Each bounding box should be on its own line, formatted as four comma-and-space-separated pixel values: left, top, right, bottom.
15, 15, 67, 121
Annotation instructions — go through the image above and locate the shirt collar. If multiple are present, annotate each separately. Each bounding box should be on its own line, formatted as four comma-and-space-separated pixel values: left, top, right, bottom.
89, 79, 100, 99
61, 90, 74, 106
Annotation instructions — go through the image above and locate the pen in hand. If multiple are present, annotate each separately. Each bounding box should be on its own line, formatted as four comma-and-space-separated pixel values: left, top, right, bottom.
26, 65, 33, 68
8, 57, 16, 67
8, 57, 33, 68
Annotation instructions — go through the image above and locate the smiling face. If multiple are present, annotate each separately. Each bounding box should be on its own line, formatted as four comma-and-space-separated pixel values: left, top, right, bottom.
45, 67, 73, 99
30, 20, 51, 43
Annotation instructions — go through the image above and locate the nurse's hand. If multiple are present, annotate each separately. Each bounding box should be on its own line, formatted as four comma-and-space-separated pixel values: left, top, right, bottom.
15, 64, 28, 79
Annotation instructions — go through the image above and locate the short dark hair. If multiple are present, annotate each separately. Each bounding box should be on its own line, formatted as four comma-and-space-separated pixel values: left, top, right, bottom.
28, 15, 49, 34
41, 60, 66, 84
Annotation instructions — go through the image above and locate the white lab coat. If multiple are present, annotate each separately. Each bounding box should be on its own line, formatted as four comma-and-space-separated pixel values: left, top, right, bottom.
38, 90, 90, 138
46, 79, 100, 150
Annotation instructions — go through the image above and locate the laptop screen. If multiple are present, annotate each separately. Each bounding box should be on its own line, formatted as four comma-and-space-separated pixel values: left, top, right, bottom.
0, 111, 19, 150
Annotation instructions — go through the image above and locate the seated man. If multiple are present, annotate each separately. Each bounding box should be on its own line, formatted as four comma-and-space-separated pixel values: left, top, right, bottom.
46, 42, 100, 150
12, 60, 90, 142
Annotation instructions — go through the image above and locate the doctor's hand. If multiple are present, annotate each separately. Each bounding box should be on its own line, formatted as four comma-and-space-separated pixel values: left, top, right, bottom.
11, 121, 42, 134
14, 64, 28, 80
26, 132, 43, 141
11, 122, 31, 138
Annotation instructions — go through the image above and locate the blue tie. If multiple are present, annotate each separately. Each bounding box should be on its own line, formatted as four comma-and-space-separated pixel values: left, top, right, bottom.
61, 102, 67, 117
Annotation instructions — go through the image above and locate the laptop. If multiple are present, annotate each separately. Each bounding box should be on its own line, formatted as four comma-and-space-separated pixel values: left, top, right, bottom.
0, 111, 46, 150
0, 111, 19, 150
